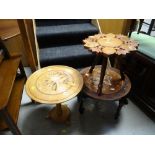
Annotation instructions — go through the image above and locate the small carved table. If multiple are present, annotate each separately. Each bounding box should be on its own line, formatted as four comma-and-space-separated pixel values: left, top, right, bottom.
80, 33, 138, 119
26, 65, 83, 123
79, 66, 131, 119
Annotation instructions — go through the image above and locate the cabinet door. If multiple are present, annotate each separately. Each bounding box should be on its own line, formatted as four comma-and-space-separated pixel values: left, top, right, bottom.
124, 52, 155, 111
144, 67, 155, 108
124, 52, 151, 93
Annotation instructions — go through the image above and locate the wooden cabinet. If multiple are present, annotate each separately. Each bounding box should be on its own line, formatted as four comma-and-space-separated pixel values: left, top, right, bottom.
124, 52, 155, 118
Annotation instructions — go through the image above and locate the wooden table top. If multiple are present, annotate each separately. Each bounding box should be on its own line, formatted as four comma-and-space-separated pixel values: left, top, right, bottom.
81, 66, 131, 101
83, 33, 138, 56
25, 65, 83, 104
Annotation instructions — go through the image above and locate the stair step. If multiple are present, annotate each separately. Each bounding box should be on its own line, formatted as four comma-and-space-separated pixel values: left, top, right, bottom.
0, 57, 21, 109
35, 19, 91, 26
40, 44, 98, 68
37, 23, 98, 48
0, 77, 26, 130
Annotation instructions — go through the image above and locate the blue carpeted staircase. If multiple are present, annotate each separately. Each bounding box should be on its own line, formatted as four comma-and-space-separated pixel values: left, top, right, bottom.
35, 19, 99, 68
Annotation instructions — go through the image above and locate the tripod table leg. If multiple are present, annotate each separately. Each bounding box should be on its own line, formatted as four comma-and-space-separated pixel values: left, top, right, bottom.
89, 54, 100, 73
115, 97, 128, 120
97, 56, 107, 95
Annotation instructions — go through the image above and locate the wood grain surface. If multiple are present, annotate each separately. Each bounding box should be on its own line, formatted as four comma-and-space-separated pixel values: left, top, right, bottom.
0, 57, 21, 109
81, 66, 131, 101
26, 65, 83, 104
0, 77, 26, 130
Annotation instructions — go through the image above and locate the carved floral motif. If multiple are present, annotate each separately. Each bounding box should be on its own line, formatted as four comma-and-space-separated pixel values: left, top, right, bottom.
83, 33, 138, 55
36, 70, 74, 95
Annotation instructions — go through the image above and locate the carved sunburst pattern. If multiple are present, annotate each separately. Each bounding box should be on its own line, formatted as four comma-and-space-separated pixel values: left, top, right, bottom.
36, 70, 74, 95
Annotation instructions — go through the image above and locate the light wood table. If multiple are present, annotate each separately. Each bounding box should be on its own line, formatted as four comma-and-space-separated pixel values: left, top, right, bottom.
26, 65, 83, 123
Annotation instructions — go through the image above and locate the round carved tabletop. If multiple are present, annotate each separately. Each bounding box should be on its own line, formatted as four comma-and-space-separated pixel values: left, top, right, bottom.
81, 66, 131, 101
26, 65, 83, 104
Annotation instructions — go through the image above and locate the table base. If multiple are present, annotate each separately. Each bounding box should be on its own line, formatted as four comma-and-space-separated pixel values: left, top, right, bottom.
79, 66, 131, 120
48, 104, 70, 123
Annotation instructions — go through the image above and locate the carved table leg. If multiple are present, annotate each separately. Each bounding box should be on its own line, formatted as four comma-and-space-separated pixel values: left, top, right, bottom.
115, 55, 125, 80
97, 56, 107, 95
89, 54, 100, 73
119, 57, 125, 81
115, 97, 128, 120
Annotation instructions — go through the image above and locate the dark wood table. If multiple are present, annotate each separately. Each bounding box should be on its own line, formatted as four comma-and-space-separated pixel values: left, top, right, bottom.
78, 65, 131, 119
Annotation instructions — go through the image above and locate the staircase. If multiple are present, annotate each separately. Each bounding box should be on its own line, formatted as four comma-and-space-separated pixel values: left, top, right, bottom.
35, 19, 99, 68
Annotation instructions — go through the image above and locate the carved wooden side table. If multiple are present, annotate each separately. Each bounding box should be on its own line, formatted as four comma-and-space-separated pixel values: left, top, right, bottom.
79, 66, 131, 119
26, 65, 83, 123
79, 33, 138, 119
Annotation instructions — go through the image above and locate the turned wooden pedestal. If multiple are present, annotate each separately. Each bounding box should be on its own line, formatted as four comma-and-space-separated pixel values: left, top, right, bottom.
48, 104, 70, 123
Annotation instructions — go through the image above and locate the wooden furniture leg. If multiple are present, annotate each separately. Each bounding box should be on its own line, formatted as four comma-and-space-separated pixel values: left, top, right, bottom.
120, 60, 125, 81
0, 109, 21, 135
128, 19, 137, 38
115, 97, 128, 120
31, 99, 37, 103
48, 103, 70, 123
89, 54, 100, 73
56, 104, 63, 116
114, 55, 125, 80
137, 19, 144, 34
18, 61, 26, 78
16, 61, 27, 80
19, 61, 33, 105
78, 92, 85, 114
97, 56, 107, 95
147, 19, 155, 35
